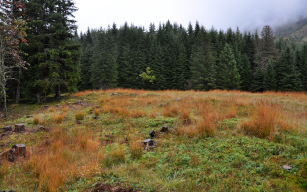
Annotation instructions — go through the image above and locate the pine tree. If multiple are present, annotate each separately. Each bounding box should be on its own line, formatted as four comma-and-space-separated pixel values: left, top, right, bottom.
263, 59, 277, 91
299, 44, 307, 91
216, 44, 240, 90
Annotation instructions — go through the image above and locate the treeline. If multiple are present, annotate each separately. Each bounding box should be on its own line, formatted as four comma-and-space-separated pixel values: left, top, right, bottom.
1, 0, 307, 107
78, 21, 307, 92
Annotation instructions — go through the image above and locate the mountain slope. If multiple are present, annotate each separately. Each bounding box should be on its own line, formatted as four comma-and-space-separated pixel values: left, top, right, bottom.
275, 17, 307, 42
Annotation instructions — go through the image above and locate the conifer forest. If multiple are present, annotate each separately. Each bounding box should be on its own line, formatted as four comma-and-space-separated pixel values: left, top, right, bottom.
0, 0, 307, 106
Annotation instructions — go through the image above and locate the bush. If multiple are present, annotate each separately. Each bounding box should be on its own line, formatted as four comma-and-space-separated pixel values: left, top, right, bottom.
33, 117, 40, 125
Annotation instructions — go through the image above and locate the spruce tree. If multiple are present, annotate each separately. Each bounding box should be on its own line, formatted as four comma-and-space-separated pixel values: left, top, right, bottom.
263, 59, 277, 91
216, 44, 240, 90
240, 54, 253, 91
276, 47, 302, 91
251, 66, 264, 92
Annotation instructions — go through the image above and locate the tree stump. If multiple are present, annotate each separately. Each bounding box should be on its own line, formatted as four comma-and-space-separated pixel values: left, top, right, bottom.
0, 126, 12, 133
143, 139, 156, 151
161, 126, 168, 132
14, 124, 25, 132
12, 144, 26, 158
149, 130, 155, 138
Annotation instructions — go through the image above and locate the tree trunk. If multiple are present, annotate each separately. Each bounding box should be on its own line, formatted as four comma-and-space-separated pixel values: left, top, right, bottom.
57, 84, 61, 97
36, 92, 41, 103
15, 67, 22, 104
3, 84, 7, 116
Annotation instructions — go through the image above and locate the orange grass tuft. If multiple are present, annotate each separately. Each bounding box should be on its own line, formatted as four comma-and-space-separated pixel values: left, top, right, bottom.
94, 108, 100, 116
162, 104, 179, 117
75, 111, 85, 120
33, 116, 40, 125
129, 137, 143, 159
53, 114, 65, 124
241, 103, 277, 140
129, 110, 146, 118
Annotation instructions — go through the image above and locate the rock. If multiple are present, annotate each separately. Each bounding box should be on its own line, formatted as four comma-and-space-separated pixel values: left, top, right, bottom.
161, 126, 168, 132
26, 115, 33, 118
14, 124, 25, 132
176, 98, 182, 101
149, 130, 155, 138
76, 120, 82, 124
111, 92, 118, 96
283, 165, 292, 170
0, 126, 12, 133
55, 104, 60, 108
38, 126, 49, 132
75, 100, 83, 104
12, 144, 26, 158
43, 105, 49, 109
92, 116, 99, 119
130, 93, 138, 97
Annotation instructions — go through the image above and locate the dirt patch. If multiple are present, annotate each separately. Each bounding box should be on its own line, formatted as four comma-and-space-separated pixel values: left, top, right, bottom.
93, 183, 142, 192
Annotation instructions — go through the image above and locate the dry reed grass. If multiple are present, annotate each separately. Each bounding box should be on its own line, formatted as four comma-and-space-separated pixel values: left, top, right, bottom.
241, 102, 277, 140
33, 116, 40, 125
129, 110, 146, 118
162, 104, 179, 117
128, 137, 143, 159
94, 108, 100, 116
53, 114, 65, 124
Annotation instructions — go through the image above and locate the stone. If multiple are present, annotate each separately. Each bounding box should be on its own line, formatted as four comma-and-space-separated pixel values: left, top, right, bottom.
92, 116, 99, 119
111, 92, 118, 96
75, 100, 83, 104
76, 120, 82, 124
43, 105, 49, 109
283, 165, 292, 170
176, 98, 182, 101
26, 115, 33, 118
14, 124, 25, 132
149, 130, 155, 138
161, 126, 168, 132
0, 126, 12, 133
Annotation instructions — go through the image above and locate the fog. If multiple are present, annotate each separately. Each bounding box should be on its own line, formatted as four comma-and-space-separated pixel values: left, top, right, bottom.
73, 0, 307, 33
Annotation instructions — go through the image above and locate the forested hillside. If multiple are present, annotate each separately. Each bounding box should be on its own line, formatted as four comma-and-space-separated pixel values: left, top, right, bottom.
78, 22, 307, 93
1, 0, 307, 107
275, 17, 307, 42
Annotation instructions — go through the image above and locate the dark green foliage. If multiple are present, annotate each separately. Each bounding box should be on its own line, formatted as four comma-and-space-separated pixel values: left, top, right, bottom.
189, 31, 216, 90
251, 67, 264, 92
216, 44, 240, 90
239, 55, 253, 91
276, 47, 302, 91
263, 59, 277, 91
21, 0, 80, 102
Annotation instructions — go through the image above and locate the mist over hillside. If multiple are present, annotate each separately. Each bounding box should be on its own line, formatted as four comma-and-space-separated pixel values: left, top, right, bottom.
274, 16, 307, 42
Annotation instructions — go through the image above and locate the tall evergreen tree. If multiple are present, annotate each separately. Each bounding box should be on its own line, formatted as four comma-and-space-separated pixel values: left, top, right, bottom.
276, 47, 302, 91
239, 54, 253, 91
263, 59, 277, 91
216, 43, 240, 90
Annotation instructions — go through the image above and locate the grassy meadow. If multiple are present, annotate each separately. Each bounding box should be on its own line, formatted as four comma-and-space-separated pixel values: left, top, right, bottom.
0, 89, 307, 191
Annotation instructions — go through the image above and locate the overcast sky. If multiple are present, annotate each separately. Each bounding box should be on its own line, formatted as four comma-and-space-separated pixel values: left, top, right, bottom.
73, 0, 307, 33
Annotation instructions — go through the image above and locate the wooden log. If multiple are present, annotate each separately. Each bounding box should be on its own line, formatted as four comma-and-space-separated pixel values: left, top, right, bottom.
14, 124, 25, 132
12, 144, 26, 158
